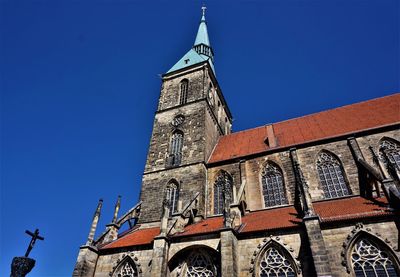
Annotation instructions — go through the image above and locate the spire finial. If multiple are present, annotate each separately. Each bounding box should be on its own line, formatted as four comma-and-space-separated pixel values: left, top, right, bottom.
201, 5, 206, 21
201, 5, 206, 16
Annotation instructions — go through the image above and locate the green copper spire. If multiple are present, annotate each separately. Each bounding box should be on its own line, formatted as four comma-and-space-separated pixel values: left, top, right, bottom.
167, 6, 215, 74
194, 6, 211, 47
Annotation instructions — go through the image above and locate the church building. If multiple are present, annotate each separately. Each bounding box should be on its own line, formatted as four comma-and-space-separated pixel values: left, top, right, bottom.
73, 8, 400, 277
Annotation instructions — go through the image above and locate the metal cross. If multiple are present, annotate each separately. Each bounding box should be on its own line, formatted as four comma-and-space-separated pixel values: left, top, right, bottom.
201, 5, 207, 16
24, 229, 44, 257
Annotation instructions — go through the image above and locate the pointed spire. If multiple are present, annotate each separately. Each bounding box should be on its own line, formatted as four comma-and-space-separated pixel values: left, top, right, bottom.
166, 6, 215, 74
86, 199, 103, 245
194, 5, 210, 47
112, 195, 121, 224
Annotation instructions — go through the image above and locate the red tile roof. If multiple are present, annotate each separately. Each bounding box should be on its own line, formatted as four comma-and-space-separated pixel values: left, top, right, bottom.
100, 197, 393, 249
314, 196, 392, 223
171, 206, 302, 238
100, 227, 160, 250
209, 94, 400, 163
240, 206, 302, 233
172, 216, 224, 237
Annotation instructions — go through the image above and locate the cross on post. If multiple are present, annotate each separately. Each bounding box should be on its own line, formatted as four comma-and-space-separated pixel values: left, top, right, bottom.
24, 229, 44, 257
201, 5, 207, 17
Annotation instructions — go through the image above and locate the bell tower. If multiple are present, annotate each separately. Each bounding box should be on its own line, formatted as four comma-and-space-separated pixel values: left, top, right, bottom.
139, 7, 232, 223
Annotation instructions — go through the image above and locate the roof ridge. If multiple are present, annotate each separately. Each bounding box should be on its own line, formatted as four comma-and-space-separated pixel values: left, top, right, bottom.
271, 93, 399, 127
226, 93, 399, 137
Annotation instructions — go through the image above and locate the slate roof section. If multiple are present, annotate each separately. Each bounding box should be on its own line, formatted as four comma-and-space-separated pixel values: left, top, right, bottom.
208, 93, 400, 164
99, 197, 393, 249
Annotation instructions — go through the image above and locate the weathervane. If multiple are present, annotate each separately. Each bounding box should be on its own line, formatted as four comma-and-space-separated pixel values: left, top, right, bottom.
10, 228, 44, 277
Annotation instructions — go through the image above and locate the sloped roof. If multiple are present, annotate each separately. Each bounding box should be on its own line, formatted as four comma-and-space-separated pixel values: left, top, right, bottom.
100, 227, 160, 250
167, 49, 214, 74
99, 197, 393, 249
314, 196, 392, 223
209, 93, 400, 164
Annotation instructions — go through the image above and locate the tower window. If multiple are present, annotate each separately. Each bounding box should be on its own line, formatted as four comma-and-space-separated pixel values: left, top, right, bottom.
261, 163, 288, 207
165, 181, 179, 215
166, 131, 183, 167
179, 79, 189, 105
317, 151, 350, 199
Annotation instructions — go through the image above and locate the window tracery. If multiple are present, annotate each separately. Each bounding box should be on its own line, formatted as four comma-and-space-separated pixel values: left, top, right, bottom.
213, 171, 232, 215
351, 238, 399, 277
316, 151, 350, 199
166, 181, 179, 215
261, 163, 288, 207
379, 138, 400, 174
179, 79, 189, 105
259, 247, 296, 277
115, 259, 138, 277
185, 251, 217, 277
167, 131, 183, 167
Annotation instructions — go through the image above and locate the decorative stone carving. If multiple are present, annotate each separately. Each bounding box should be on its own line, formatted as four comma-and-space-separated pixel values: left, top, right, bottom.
341, 223, 397, 273
109, 253, 142, 277
249, 237, 300, 276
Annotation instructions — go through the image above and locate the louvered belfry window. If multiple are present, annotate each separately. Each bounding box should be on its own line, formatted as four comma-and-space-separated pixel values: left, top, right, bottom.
179, 79, 189, 105
167, 131, 183, 167
165, 181, 179, 215
259, 247, 297, 277
261, 163, 288, 207
317, 152, 350, 199
351, 238, 399, 277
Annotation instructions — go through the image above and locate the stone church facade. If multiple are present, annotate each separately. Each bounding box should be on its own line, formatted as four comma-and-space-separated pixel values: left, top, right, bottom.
73, 8, 400, 277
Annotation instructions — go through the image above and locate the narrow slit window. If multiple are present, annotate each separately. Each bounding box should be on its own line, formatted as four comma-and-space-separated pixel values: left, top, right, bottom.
179, 79, 189, 105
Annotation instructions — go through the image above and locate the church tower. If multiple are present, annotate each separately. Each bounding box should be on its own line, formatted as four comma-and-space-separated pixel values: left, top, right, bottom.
138, 8, 232, 223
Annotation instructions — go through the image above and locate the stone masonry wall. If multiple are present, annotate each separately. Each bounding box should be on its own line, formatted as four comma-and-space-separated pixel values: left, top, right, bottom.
322, 220, 399, 277
144, 102, 206, 173
140, 163, 207, 223
205, 129, 399, 214
93, 248, 153, 277
296, 139, 360, 201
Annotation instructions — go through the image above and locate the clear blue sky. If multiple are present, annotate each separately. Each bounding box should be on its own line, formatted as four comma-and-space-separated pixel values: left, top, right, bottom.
1, 0, 398, 276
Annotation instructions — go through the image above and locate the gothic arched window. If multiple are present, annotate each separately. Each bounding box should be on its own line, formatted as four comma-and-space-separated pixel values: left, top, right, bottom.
258, 247, 297, 277
351, 238, 399, 277
166, 180, 179, 215
114, 258, 139, 277
179, 79, 189, 105
379, 138, 400, 176
213, 171, 233, 215
185, 250, 218, 276
167, 131, 183, 167
316, 151, 350, 199
261, 163, 288, 207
